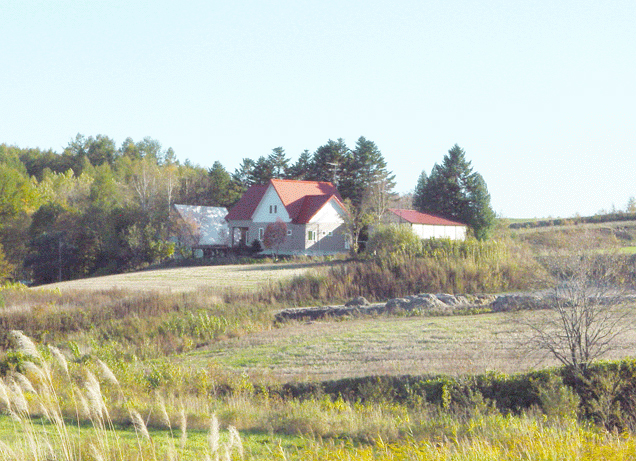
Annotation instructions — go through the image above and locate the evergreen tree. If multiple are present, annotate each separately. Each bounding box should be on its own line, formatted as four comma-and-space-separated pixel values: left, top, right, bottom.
207, 161, 241, 207
232, 158, 256, 191
267, 147, 290, 179
414, 144, 495, 239
307, 139, 350, 184
340, 136, 395, 207
287, 150, 312, 180
251, 156, 274, 184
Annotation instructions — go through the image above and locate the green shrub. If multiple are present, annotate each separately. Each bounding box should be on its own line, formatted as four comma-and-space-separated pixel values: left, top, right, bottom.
366, 224, 422, 258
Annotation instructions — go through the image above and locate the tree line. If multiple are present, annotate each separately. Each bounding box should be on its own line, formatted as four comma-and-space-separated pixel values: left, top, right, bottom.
0, 134, 400, 284
0, 135, 495, 285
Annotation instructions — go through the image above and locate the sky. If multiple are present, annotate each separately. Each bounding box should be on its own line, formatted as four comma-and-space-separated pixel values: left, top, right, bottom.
1, 0, 635, 219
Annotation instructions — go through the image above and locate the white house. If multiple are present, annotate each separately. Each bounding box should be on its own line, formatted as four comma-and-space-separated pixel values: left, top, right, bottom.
382, 208, 467, 240
225, 179, 350, 255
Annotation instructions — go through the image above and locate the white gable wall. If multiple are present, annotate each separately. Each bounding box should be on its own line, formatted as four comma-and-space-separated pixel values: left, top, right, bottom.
251, 185, 291, 223
308, 200, 345, 224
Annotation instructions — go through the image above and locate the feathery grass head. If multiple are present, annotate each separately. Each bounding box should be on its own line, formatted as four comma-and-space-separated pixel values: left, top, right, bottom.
8, 378, 29, 415
0, 379, 11, 412
84, 370, 106, 420
13, 372, 37, 395
180, 405, 187, 449
76, 387, 91, 420
208, 413, 220, 454
157, 394, 171, 429
89, 444, 105, 461
22, 361, 47, 388
228, 425, 244, 459
48, 345, 70, 377
96, 359, 120, 389
10, 330, 42, 361
130, 409, 151, 440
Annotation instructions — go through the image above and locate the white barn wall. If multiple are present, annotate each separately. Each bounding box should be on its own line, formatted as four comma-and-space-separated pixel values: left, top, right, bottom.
411, 224, 466, 240
380, 210, 467, 241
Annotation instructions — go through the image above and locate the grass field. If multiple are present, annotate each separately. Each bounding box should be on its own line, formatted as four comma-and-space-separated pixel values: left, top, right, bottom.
5, 228, 636, 459
35, 261, 333, 293
187, 306, 636, 381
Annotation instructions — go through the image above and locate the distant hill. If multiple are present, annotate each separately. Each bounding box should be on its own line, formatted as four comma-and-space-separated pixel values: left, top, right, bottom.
509, 212, 636, 230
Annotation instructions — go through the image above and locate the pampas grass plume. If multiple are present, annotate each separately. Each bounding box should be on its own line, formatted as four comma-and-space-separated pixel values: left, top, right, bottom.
48, 345, 70, 377
84, 371, 106, 419
9, 379, 29, 415
157, 395, 171, 429
10, 330, 42, 361
228, 425, 244, 459
208, 414, 220, 455
13, 372, 37, 395
179, 405, 187, 449
130, 409, 151, 440
89, 443, 105, 461
0, 378, 11, 411
96, 359, 120, 388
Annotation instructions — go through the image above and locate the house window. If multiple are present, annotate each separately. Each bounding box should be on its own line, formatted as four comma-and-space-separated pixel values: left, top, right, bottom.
269, 205, 277, 214
287, 229, 292, 236
307, 230, 315, 241
259, 228, 264, 240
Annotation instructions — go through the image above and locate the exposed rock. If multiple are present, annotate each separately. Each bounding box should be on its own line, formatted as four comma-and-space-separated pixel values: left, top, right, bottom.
274, 291, 596, 322
489, 294, 547, 312
345, 296, 370, 307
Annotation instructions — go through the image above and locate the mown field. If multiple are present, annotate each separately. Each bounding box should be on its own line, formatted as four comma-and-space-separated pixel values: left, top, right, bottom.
189, 307, 636, 381
38, 260, 332, 293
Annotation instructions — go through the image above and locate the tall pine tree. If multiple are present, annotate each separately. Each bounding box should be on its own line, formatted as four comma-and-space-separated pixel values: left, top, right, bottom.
340, 136, 395, 208
414, 144, 495, 239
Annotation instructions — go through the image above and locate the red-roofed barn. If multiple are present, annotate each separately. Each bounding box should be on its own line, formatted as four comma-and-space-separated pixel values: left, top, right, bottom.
382, 209, 467, 240
226, 179, 351, 254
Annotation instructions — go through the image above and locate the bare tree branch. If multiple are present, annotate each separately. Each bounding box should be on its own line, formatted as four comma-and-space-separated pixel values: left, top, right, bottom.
526, 232, 631, 375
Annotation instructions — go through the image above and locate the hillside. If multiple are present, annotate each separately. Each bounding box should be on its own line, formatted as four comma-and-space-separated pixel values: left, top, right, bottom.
35, 260, 330, 293
2, 227, 636, 459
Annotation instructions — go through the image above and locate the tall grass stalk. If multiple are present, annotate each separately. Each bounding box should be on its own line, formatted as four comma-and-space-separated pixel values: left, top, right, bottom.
0, 332, 247, 461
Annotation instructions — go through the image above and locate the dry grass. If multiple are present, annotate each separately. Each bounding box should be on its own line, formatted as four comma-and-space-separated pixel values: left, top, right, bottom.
34, 261, 332, 293
188, 305, 636, 381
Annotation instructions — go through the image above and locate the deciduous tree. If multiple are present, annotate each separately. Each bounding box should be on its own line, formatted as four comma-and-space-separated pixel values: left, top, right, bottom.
527, 235, 629, 376
0, 243, 14, 283
263, 219, 287, 259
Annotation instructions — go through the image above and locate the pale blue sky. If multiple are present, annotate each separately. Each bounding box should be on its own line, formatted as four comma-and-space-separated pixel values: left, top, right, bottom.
2, 0, 634, 218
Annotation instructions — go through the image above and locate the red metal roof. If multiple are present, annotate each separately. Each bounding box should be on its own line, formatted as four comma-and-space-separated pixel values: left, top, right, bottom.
226, 179, 345, 224
293, 194, 337, 224
387, 208, 466, 226
225, 184, 268, 221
